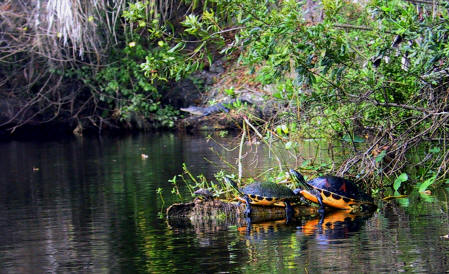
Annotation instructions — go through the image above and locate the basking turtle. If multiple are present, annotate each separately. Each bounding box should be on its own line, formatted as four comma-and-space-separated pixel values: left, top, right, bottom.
194, 188, 214, 201
289, 169, 376, 212
225, 178, 300, 219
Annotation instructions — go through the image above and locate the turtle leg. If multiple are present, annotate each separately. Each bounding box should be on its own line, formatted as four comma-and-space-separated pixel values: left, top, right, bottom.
293, 188, 310, 206
285, 201, 293, 224
314, 190, 325, 214
245, 217, 252, 232
293, 188, 302, 196
243, 195, 252, 217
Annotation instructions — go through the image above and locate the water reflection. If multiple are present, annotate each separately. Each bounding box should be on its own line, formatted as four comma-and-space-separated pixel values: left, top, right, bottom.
299, 210, 369, 241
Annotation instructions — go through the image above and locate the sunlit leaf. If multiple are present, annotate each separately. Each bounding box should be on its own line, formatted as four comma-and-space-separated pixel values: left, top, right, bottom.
393, 173, 408, 191
168, 42, 184, 53
273, 91, 283, 99
207, 53, 213, 67
276, 126, 282, 136
418, 175, 436, 193
429, 147, 440, 153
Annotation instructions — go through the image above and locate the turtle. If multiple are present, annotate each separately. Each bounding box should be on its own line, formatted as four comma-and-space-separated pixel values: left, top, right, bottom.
194, 188, 214, 201
224, 177, 300, 219
289, 169, 376, 213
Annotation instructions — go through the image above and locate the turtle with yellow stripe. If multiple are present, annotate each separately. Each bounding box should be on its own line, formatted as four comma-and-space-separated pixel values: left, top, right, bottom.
289, 169, 376, 213
225, 178, 300, 219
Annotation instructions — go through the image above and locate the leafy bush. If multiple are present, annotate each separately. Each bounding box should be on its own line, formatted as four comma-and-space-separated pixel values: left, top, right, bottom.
193, 0, 449, 185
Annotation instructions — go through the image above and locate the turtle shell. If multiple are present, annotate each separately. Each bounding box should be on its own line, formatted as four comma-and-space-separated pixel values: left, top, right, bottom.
305, 176, 374, 209
238, 182, 298, 206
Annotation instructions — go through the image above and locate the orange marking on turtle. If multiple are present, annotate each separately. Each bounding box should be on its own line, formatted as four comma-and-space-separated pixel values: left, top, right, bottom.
300, 190, 319, 204
339, 182, 347, 192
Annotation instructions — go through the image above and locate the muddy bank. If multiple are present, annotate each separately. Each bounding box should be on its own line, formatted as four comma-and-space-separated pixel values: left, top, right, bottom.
174, 60, 289, 132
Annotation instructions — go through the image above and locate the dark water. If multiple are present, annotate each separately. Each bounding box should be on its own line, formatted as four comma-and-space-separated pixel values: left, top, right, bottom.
0, 133, 448, 273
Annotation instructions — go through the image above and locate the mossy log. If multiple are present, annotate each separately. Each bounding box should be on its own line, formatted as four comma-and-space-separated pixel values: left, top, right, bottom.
166, 198, 319, 229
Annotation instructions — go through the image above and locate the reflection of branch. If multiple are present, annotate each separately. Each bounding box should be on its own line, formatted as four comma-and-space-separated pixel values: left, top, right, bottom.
243, 116, 283, 172
238, 124, 246, 181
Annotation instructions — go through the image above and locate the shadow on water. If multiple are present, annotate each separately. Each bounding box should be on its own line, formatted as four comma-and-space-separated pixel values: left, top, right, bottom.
0, 133, 449, 272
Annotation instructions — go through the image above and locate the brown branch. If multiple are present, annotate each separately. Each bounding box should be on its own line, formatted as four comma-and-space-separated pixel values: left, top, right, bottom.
373, 102, 429, 113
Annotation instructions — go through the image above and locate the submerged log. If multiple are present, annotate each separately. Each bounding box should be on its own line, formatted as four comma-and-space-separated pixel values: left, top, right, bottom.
166, 198, 319, 229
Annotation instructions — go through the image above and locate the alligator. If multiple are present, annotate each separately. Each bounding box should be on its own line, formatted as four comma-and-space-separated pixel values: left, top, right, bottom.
180, 99, 254, 117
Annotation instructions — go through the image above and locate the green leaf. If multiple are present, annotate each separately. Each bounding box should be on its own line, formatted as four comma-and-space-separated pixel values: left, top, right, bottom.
285, 141, 293, 150
168, 42, 184, 53
273, 91, 283, 99
207, 53, 213, 67
375, 150, 387, 163
353, 135, 365, 143
342, 134, 365, 143
393, 173, 408, 191
300, 159, 310, 168
224, 87, 235, 96
276, 126, 283, 136
429, 147, 440, 153
418, 175, 436, 193
289, 122, 297, 132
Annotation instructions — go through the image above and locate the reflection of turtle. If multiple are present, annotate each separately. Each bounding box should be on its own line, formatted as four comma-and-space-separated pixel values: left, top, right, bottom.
300, 210, 369, 240
225, 178, 299, 219
290, 169, 376, 212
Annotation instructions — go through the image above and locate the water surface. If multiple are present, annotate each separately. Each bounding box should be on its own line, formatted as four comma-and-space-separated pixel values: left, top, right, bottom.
0, 133, 448, 273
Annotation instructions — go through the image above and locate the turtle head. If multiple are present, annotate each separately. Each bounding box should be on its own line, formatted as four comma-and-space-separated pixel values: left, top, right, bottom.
289, 169, 311, 190
289, 169, 308, 187
224, 177, 242, 194
290, 169, 312, 198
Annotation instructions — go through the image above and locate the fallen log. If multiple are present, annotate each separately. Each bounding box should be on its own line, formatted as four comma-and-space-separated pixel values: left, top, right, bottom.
166, 198, 319, 229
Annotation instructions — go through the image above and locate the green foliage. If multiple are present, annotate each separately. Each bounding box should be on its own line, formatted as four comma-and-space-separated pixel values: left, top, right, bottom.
108, 1, 233, 126
223, 0, 444, 131
91, 43, 181, 127
206, 0, 449, 185
180, 163, 232, 199
84, 1, 231, 128
122, 2, 146, 23
140, 40, 197, 82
